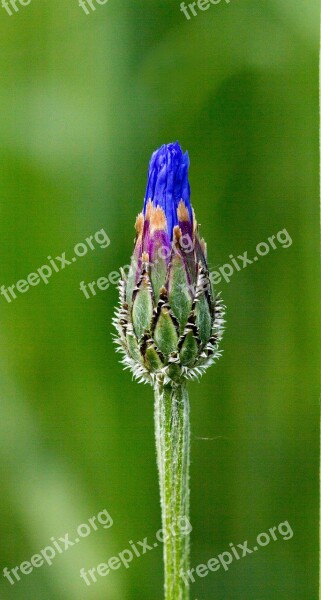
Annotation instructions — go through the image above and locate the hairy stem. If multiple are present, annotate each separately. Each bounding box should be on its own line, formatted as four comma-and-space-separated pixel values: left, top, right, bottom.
154, 378, 190, 600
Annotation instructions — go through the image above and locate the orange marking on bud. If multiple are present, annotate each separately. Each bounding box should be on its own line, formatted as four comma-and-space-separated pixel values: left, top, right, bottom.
177, 200, 190, 222
142, 252, 149, 263
150, 205, 167, 232
173, 225, 182, 243
135, 213, 144, 236
145, 199, 153, 221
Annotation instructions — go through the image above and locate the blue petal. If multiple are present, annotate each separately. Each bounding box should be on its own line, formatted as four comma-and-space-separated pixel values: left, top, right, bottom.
143, 142, 192, 236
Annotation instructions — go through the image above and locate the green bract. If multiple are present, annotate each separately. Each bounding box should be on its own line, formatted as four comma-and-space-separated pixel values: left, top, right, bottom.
113, 224, 224, 385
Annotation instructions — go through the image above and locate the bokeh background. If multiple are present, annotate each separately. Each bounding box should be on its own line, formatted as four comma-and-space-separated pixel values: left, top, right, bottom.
0, 1, 319, 599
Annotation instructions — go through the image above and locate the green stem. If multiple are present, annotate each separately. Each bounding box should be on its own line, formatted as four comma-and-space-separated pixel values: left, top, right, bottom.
154, 378, 190, 600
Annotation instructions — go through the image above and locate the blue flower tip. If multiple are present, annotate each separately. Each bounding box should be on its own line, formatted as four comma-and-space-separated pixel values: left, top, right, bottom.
143, 142, 192, 234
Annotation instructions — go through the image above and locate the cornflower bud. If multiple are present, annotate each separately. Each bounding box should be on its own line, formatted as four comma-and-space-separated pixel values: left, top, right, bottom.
113, 142, 224, 384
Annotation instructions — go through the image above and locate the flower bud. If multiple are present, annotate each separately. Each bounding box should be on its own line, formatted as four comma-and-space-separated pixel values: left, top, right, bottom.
113, 142, 224, 384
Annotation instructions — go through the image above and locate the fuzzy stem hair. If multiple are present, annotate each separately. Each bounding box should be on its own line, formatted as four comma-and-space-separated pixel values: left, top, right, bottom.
154, 378, 190, 600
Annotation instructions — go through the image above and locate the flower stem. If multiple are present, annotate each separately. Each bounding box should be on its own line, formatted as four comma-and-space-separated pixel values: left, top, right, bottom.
154, 378, 190, 600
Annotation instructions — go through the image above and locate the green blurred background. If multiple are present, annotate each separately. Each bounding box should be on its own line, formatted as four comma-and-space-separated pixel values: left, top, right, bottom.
0, 1, 319, 598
